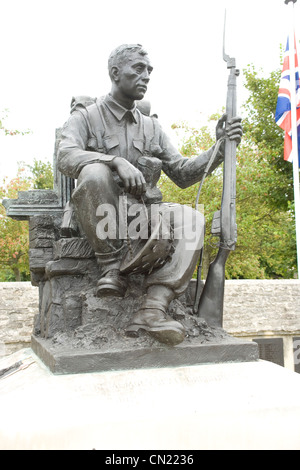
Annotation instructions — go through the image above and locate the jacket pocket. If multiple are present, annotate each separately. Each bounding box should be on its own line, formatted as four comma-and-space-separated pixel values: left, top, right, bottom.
133, 139, 144, 154
103, 135, 119, 152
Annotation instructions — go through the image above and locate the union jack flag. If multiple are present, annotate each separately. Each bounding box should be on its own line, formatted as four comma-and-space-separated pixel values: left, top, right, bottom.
275, 35, 300, 164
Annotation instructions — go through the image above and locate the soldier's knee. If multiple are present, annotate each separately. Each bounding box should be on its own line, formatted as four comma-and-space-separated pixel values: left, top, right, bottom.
78, 162, 112, 187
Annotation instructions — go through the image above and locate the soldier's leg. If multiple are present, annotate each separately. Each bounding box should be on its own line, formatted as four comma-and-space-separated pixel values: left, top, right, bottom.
126, 204, 205, 345
72, 163, 123, 254
146, 204, 204, 295
72, 163, 127, 296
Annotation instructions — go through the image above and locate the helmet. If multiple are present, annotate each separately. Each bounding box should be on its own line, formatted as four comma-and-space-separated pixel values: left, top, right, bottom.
120, 213, 175, 275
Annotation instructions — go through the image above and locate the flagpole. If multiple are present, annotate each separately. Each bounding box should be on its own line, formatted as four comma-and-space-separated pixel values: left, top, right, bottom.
285, 0, 300, 278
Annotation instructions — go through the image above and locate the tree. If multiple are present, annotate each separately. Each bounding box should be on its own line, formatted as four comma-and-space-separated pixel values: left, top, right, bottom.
0, 111, 32, 281
242, 63, 294, 210
0, 159, 54, 282
0, 111, 54, 281
0, 158, 54, 281
0, 169, 31, 281
25, 158, 54, 190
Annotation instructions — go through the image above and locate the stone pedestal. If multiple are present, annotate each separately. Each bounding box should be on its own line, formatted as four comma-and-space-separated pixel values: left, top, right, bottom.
1, 348, 300, 450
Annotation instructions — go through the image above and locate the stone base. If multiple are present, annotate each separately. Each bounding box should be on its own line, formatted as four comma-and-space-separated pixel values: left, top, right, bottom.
1, 349, 300, 450
31, 333, 259, 375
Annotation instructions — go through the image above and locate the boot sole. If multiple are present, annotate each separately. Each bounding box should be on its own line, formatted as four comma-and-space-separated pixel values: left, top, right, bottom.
96, 284, 126, 298
126, 324, 185, 346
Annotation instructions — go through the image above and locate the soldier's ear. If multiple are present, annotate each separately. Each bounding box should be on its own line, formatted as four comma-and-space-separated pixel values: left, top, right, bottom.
110, 66, 120, 82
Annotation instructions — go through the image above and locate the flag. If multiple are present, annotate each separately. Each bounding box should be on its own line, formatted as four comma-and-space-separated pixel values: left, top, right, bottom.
275, 35, 300, 164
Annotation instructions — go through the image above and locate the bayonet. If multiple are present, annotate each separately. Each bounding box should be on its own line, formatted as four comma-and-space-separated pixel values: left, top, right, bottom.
223, 10, 236, 69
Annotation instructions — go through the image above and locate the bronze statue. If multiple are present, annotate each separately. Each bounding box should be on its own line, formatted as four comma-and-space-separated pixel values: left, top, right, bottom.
57, 44, 242, 346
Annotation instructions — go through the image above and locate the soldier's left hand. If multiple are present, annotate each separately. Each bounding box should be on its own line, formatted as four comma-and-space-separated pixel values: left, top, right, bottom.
216, 114, 243, 145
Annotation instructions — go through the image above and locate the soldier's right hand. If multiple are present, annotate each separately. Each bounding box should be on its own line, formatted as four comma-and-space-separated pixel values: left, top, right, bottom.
110, 157, 147, 197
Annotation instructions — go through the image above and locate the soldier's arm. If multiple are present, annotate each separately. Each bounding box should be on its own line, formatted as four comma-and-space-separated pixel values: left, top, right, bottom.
57, 111, 115, 179
157, 126, 224, 189
157, 117, 242, 189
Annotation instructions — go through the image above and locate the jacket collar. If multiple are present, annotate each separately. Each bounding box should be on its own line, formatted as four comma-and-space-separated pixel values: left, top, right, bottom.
103, 94, 137, 123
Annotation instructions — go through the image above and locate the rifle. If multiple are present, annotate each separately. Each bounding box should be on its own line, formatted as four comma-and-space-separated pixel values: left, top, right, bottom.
195, 11, 239, 327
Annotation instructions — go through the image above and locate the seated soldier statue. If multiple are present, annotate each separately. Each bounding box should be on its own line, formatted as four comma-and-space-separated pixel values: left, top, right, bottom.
57, 44, 242, 346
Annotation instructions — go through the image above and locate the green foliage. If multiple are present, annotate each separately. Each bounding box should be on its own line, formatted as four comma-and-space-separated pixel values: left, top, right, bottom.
0, 162, 54, 282
0, 110, 32, 281
242, 63, 294, 210
0, 169, 31, 282
26, 158, 54, 190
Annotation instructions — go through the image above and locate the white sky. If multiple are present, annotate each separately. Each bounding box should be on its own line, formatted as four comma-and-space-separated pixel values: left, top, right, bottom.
0, 0, 299, 180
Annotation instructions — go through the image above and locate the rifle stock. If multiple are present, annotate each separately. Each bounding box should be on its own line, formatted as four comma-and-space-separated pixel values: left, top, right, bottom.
197, 247, 230, 327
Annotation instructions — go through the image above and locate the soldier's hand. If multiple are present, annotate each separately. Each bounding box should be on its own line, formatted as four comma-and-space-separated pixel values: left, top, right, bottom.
216, 114, 243, 145
111, 157, 147, 197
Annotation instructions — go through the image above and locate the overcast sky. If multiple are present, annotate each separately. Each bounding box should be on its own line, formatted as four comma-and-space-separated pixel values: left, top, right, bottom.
0, 0, 299, 180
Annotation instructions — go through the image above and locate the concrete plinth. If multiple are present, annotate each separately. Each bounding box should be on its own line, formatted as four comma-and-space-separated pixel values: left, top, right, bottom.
1, 348, 300, 450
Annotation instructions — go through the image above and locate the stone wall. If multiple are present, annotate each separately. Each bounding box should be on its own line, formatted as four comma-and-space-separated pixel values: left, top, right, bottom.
1, 280, 300, 368
223, 280, 300, 371
0, 283, 38, 356
223, 279, 300, 336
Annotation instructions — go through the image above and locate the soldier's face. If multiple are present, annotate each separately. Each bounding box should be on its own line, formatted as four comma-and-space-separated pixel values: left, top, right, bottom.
116, 51, 153, 101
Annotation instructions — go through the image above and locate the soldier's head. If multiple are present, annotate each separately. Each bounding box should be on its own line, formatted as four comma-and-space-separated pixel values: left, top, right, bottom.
108, 44, 153, 102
